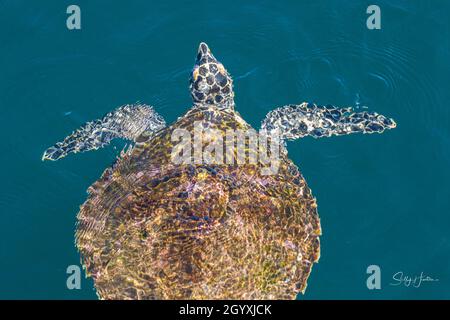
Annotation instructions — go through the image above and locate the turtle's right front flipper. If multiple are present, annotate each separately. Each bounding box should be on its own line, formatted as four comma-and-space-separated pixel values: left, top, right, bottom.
261, 102, 396, 140
42, 104, 166, 161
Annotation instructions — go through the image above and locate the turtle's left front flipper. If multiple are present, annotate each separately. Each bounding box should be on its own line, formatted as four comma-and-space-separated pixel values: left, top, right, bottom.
42, 104, 166, 161
261, 102, 396, 140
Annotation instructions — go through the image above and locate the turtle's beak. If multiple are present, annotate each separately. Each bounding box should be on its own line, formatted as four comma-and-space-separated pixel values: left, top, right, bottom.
198, 42, 210, 55
196, 42, 217, 64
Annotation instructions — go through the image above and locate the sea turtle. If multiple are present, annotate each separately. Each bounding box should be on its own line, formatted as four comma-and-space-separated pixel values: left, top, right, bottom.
42, 42, 396, 299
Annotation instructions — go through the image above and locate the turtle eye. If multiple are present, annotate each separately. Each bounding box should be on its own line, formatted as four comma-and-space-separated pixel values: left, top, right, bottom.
192, 67, 200, 81
217, 63, 226, 74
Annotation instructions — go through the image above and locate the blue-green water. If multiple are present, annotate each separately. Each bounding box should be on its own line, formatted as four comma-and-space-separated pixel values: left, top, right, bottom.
1, 0, 449, 299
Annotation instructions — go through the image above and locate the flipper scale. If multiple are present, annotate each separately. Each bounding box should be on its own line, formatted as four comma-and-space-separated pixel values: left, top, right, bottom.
261, 102, 396, 140
42, 104, 165, 161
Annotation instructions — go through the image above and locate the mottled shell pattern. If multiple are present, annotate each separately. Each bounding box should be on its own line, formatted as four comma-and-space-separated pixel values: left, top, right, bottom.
75, 43, 321, 300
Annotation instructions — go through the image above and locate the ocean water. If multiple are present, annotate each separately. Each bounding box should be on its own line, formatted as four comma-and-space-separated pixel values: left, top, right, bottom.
0, 0, 449, 299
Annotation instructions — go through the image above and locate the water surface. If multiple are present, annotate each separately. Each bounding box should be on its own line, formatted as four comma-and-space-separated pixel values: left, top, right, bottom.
0, 0, 449, 299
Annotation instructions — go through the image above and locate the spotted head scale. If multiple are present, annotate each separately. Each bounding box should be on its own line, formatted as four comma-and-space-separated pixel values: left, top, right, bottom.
189, 42, 234, 109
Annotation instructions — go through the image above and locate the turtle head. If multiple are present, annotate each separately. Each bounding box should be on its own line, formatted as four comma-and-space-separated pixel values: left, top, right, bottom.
189, 42, 234, 109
